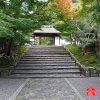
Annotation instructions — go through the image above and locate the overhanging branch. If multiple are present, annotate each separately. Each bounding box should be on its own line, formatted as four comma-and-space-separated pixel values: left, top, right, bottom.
0, 0, 6, 13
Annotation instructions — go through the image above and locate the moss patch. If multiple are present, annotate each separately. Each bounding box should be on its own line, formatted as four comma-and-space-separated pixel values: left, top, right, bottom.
66, 44, 97, 68
13, 46, 27, 55
0, 45, 27, 68
0, 58, 13, 68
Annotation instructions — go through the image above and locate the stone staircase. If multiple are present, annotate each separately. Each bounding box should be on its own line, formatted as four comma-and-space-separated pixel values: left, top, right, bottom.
10, 46, 84, 78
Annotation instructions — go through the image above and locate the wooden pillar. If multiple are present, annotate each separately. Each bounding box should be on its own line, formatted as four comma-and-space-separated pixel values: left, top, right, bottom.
53, 35, 55, 45
39, 35, 41, 45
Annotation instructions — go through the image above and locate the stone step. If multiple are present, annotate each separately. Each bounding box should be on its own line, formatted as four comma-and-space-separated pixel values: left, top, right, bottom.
27, 49, 66, 50
28, 48, 66, 51
12, 69, 80, 73
23, 55, 71, 57
10, 46, 84, 78
27, 50, 66, 51
24, 54, 69, 56
10, 74, 84, 78
21, 57, 72, 59
19, 61, 75, 64
16, 63, 76, 67
26, 51, 67, 53
25, 53, 69, 55
20, 59, 73, 61
11, 70, 80, 74
28, 50, 65, 51
27, 50, 66, 52
29, 47, 64, 49
29, 46, 63, 48
15, 66, 79, 70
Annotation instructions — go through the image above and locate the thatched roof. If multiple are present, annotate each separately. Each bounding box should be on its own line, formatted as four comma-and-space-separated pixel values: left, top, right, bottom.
34, 25, 61, 34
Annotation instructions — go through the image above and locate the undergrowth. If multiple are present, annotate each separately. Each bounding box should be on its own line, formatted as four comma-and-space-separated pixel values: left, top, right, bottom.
66, 44, 97, 68
0, 45, 27, 68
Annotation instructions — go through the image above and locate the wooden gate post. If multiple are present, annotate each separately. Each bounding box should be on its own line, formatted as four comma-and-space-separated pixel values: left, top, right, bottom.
39, 35, 41, 45
53, 35, 55, 45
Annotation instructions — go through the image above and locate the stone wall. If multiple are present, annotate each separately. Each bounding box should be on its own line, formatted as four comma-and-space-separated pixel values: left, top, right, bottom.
0, 46, 30, 78
64, 45, 100, 77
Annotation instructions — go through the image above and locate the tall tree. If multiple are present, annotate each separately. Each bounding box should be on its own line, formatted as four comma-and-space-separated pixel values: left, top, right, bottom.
79, 0, 100, 57
0, 0, 54, 56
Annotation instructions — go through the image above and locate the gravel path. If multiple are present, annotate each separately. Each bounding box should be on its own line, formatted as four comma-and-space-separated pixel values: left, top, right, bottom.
1, 77, 100, 100
15, 78, 80, 100
0, 78, 25, 100
67, 77, 100, 100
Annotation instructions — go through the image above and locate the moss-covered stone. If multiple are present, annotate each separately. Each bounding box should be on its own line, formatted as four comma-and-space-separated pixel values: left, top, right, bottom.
66, 44, 97, 68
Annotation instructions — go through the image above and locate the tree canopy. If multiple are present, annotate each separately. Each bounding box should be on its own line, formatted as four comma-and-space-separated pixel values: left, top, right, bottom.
0, 0, 55, 56
0, 0, 100, 58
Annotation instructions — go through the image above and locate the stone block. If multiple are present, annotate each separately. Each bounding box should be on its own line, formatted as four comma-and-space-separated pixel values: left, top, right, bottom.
85, 71, 90, 77
1, 68, 10, 78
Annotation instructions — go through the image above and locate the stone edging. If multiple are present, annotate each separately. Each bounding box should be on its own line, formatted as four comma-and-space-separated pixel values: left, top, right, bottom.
0, 45, 31, 78
8, 78, 31, 100
64, 45, 100, 77
64, 78, 85, 100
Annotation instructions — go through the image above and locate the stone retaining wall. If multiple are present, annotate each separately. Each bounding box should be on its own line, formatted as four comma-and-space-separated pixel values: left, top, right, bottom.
0, 46, 30, 78
1, 45, 100, 78
64, 45, 100, 77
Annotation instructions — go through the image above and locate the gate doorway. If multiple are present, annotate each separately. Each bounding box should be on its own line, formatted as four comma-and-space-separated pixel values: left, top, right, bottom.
41, 37, 53, 45
35, 39, 39, 45
33, 25, 61, 46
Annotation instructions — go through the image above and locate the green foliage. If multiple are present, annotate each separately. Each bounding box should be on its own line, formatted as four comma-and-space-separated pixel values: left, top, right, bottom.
66, 44, 97, 67
13, 45, 27, 55
35, 39, 39, 45
72, 0, 78, 3
34, 37, 53, 45
41, 37, 53, 45
14, 33, 31, 46
53, 21, 75, 40
0, 0, 100, 68
72, 17, 97, 49
81, 0, 96, 4
0, 0, 54, 56
96, 53, 100, 68
0, 57, 13, 68
66, 44, 82, 55
0, 45, 27, 68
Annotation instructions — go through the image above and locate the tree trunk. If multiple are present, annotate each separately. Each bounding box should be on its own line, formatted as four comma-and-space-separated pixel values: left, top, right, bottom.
73, 20, 78, 45
70, 33, 72, 44
82, 46, 88, 55
95, 23, 99, 59
84, 46, 88, 55
73, 34, 76, 45
5, 38, 13, 56
95, 0, 100, 59
0, 0, 6, 13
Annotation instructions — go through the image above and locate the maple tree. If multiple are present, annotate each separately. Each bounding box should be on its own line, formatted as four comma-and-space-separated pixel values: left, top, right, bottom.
51, 0, 75, 21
